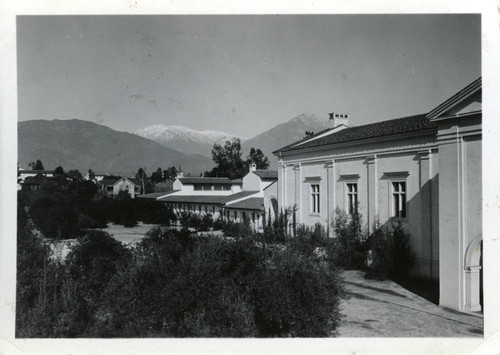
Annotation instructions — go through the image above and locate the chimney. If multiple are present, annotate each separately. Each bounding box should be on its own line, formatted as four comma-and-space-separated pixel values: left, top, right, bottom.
250, 163, 257, 172
328, 112, 349, 128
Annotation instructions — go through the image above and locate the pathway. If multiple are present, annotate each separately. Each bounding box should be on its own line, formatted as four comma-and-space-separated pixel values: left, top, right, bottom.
337, 270, 483, 337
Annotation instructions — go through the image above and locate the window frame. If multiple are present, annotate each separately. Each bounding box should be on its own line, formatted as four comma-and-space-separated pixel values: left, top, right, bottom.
390, 178, 408, 220
310, 183, 320, 215
345, 181, 359, 216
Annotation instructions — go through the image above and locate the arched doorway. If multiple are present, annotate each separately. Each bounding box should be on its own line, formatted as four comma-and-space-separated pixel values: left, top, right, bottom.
464, 236, 482, 312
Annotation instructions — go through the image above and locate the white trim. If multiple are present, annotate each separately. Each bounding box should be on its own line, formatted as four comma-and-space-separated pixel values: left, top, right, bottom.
279, 142, 439, 166
388, 177, 408, 220
309, 183, 320, 215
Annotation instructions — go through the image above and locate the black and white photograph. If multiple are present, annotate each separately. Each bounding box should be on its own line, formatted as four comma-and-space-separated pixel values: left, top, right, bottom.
1, 1, 499, 354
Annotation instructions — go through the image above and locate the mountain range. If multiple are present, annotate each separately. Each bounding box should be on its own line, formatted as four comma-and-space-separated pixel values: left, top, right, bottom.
135, 113, 330, 169
18, 120, 214, 176
241, 114, 330, 169
18, 114, 331, 175
134, 125, 239, 157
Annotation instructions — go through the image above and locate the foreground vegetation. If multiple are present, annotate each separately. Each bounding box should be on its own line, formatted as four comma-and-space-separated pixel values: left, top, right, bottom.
17, 207, 344, 337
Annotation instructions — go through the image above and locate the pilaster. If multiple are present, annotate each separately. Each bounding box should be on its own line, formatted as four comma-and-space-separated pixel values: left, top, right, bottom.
366, 155, 377, 232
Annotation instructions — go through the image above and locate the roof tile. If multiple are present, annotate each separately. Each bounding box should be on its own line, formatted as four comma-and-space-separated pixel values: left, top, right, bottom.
275, 114, 436, 153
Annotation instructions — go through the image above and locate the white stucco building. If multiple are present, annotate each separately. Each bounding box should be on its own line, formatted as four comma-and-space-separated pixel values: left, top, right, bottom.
143, 165, 278, 230
273, 78, 482, 313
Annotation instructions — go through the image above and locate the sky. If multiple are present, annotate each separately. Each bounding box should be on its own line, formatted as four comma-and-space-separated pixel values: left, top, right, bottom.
17, 15, 481, 137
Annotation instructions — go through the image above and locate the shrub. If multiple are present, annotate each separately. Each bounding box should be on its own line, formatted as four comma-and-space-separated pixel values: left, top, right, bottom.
222, 219, 252, 238
253, 240, 343, 337
328, 208, 368, 269
199, 213, 214, 231
390, 222, 414, 280
134, 199, 176, 225
364, 220, 414, 280
213, 216, 226, 230
16, 219, 345, 337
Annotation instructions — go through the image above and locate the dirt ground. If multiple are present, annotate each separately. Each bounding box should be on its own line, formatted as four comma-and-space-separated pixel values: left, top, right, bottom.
337, 270, 483, 337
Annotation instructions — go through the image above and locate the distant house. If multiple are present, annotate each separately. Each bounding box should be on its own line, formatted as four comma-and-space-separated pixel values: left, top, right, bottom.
101, 177, 142, 198
21, 172, 53, 191
141, 164, 278, 230
18, 169, 54, 184
85, 172, 110, 183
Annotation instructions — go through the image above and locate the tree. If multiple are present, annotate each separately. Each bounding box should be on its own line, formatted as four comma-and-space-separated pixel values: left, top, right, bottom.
88, 169, 95, 181
29, 159, 45, 170
206, 138, 246, 179
66, 170, 83, 182
151, 167, 163, 184
246, 147, 270, 170
163, 166, 178, 181
135, 167, 147, 194
54, 166, 66, 182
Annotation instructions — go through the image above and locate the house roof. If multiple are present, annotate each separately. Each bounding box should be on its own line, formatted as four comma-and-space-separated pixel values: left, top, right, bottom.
225, 197, 264, 211
23, 173, 51, 185
101, 177, 141, 187
19, 170, 54, 174
137, 190, 179, 199
179, 177, 242, 184
157, 190, 259, 205
427, 77, 482, 120
274, 113, 436, 154
253, 170, 278, 180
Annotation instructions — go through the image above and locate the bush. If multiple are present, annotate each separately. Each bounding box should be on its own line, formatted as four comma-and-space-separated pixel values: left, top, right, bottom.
16, 221, 345, 337
29, 193, 80, 239
213, 216, 226, 230
253, 239, 343, 337
222, 219, 252, 238
328, 208, 368, 269
134, 199, 176, 225
365, 220, 414, 280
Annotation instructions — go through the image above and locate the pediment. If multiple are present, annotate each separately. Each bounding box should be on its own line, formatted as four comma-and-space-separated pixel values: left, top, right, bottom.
427, 78, 481, 120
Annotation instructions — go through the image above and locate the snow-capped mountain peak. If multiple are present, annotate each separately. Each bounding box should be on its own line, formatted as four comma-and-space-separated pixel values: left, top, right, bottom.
133, 124, 241, 157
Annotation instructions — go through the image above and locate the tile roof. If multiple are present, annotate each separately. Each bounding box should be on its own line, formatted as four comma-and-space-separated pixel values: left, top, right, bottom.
157, 190, 259, 205
253, 170, 278, 180
137, 191, 179, 199
275, 114, 436, 154
179, 177, 242, 184
225, 197, 264, 211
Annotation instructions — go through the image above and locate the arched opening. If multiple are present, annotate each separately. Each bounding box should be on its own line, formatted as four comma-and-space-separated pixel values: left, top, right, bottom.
464, 236, 482, 312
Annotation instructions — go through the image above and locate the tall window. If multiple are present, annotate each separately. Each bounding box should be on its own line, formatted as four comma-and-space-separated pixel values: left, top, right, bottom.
392, 181, 407, 218
347, 183, 358, 215
311, 184, 320, 214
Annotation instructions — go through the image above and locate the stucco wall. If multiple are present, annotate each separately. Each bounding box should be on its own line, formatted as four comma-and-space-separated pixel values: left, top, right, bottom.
437, 114, 482, 311
278, 131, 439, 279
